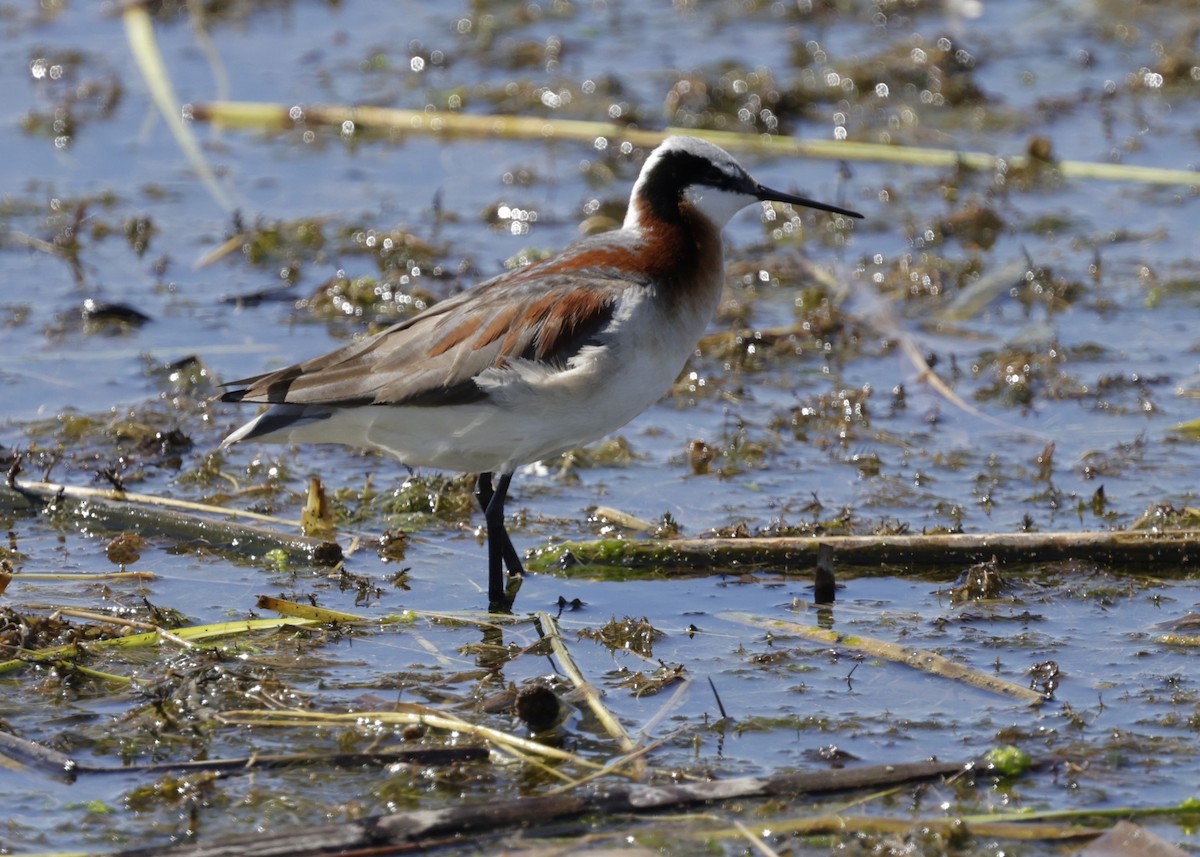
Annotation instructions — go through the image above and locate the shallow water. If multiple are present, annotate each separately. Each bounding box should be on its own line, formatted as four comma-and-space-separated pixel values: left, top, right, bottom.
1, 1, 1199, 853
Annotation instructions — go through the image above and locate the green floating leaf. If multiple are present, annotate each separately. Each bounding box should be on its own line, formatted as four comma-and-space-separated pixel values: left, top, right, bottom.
985, 745, 1033, 777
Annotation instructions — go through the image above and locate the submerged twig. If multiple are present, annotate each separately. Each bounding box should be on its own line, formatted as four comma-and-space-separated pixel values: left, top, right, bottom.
2, 476, 299, 528
842, 268, 1035, 435
1, 478, 332, 565
733, 818, 784, 857
636, 674, 694, 742
0, 730, 77, 781
219, 705, 603, 770
6, 571, 157, 582
103, 757, 975, 857
695, 813, 1100, 844
723, 612, 1046, 705
0, 729, 485, 782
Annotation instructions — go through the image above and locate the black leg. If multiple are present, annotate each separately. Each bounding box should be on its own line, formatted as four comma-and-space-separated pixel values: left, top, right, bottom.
475, 472, 525, 576
476, 472, 525, 605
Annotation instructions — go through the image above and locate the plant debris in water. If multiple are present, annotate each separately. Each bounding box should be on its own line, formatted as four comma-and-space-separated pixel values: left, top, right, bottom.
577, 616, 664, 658
3, 0, 1200, 853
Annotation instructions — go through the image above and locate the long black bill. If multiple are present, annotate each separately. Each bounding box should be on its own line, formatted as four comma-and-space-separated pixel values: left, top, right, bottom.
756, 184, 863, 220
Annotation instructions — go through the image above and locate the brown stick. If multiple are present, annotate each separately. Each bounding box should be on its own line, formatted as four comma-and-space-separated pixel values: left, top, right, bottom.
104, 758, 972, 857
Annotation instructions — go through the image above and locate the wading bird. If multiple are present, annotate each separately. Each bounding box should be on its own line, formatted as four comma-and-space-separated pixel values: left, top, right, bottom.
221, 135, 862, 607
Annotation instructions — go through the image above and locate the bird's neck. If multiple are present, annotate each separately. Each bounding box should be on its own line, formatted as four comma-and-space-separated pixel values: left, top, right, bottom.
623, 196, 725, 306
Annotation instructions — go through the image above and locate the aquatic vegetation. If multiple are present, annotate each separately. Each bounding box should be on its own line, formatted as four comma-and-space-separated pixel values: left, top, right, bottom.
2, 0, 1200, 852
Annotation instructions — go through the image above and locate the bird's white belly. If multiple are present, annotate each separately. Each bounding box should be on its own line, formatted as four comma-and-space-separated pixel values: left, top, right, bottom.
280, 294, 705, 472
333, 336, 685, 472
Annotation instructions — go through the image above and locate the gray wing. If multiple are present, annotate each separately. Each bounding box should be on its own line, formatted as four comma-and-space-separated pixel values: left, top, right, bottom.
221, 236, 649, 409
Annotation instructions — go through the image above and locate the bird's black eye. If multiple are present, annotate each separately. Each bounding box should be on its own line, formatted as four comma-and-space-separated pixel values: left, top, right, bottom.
706, 166, 729, 186
702, 162, 748, 193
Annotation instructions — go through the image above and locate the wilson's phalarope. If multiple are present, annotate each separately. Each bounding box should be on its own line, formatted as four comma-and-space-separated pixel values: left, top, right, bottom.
221, 135, 862, 607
